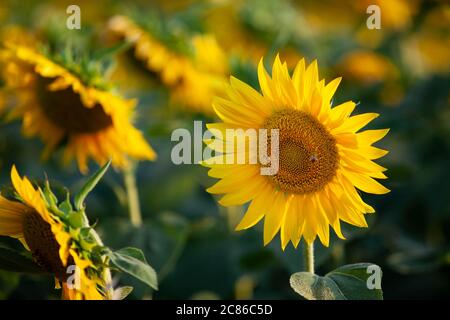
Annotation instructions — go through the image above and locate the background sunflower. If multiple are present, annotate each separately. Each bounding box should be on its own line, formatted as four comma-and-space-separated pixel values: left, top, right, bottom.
0, 44, 156, 173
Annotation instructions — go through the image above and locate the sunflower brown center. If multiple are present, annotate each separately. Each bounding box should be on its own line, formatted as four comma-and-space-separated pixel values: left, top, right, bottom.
37, 77, 113, 134
23, 211, 67, 279
263, 109, 338, 194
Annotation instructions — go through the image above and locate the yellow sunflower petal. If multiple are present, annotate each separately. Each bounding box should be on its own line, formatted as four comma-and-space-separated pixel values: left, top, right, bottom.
343, 170, 390, 194
332, 113, 379, 135
280, 196, 296, 250
218, 176, 268, 206
258, 58, 278, 102
328, 101, 356, 128
357, 129, 390, 145
263, 192, 288, 245
235, 183, 275, 231
0, 196, 26, 238
301, 195, 318, 244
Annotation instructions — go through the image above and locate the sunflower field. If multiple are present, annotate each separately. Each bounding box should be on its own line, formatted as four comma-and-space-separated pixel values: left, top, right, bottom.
0, 0, 449, 301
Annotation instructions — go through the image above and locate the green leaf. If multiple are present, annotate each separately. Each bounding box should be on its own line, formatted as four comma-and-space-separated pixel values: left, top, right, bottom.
0, 271, 20, 299
290, 263, 383, 300
290, 272, 346, 300
74, 160, 111, 211
108, 247, 158, 290
327, 263, 383, 299
112, 286, 134, 300
0, 244, 47, 274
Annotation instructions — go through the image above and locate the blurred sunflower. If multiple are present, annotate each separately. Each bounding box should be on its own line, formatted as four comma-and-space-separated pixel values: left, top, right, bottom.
0, 25, 38, 48
107, 15, 228, 114
337, 50, 398, 85
0, 166, 110, 299
170, 35, 229, 113
204, 56, 390, 248
337, 50, 404, 106
401, 5, 450, 76
204, 1, 267, 64
0, 43, 156, 173
294, 0, 358, 34
295, 0, 419, 49
205, 0, 302, 69
0, 26, 38, 116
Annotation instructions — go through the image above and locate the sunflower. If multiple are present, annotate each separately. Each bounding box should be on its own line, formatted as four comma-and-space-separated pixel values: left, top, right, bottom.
0, 43, 156, 173
0, 166, 110, 299
204, 56, 390, 249
0, 26, 37, 117
338, 50, 398, 85
107, 15, 228, 114
169, 35, 229, 114
0, 25, 38, 48
401, 5, 450, 76
205, 1, 302, 69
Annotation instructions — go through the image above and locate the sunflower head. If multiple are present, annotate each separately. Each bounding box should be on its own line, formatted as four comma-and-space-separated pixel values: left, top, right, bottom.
107, 15, 229, 114
0, 163, 158, 299
0, 165, 109, 299
204, 55, 390, 249
0, 43, 156, 173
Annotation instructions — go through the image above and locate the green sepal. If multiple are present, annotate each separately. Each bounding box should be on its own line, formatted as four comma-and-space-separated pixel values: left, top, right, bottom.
77, 227, 98, 252
74, 160, 111, 211
58, 191, 73, 215
40, 182, 64, 218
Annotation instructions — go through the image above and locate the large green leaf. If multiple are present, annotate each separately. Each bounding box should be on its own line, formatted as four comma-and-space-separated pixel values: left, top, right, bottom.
98, 213, 189, 298
290, 263, 383, 300
108, 247, 158, 290
290, 272, 345, 300
0, 271, 20, 299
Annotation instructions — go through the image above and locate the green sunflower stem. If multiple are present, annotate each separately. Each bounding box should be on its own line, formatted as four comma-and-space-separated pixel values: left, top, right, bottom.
80, 211, 114, 299
304, 242, 315, 274
123, 162, 143, 227
90, 228, 114, 300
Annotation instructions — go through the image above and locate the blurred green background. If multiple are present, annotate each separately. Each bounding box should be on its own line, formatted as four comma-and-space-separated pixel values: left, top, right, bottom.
0, 0, 449, 299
